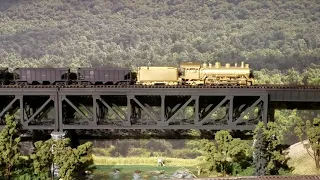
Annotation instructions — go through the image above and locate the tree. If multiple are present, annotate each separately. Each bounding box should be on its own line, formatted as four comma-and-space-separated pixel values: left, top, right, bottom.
294, 116, 320, 169
53, 139, 92, 180
200, 130, 251, 176
0, 114, 22, 179
252, 122, 268, 176
0, 114, 93, 179
262, 122, 292, 175
29, 139, 56, 179
252, 121, 292, 176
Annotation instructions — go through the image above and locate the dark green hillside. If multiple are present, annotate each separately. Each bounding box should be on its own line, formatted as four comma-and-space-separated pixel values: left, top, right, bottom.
0, 0, 319, 70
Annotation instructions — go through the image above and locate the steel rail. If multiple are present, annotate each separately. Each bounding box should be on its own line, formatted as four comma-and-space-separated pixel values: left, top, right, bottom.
0, 84, 320, 89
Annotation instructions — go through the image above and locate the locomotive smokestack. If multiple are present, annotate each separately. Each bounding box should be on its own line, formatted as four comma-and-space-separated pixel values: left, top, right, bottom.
235, 63, 237, 67
241, 62, 244, 68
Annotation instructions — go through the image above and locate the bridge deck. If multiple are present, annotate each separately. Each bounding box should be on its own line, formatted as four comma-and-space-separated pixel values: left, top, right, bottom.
0, 84, 319, 102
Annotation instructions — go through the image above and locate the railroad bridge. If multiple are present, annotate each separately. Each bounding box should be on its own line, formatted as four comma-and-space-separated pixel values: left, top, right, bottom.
0, 85, 319, 133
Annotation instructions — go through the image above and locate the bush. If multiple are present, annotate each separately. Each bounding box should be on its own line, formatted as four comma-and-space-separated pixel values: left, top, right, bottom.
127, 148, 151, 157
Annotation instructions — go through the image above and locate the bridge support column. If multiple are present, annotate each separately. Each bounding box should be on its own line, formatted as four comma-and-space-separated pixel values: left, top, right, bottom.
268, 107, 275, 122
50, 131, 66, 178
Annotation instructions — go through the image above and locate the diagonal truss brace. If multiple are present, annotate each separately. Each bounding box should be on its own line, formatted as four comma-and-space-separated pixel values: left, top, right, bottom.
96, 96, 126, 123
0, 96, 19, 118
195, 96, 232, 126
231, 96, 266, 126
131, 96, 159, 122
160, 96, 196, 126
61, 95, 96, 126
21, 96, 54, 126
79, 103, 93, 117
144, 104, 161, 120
111, 103, 127, 118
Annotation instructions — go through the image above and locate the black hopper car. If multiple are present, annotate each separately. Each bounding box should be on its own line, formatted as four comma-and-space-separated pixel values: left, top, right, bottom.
0, 67, 135, 86
77, 67, 134, 85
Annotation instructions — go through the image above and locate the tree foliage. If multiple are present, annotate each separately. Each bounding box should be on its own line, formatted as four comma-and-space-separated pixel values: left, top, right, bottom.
200, 130, 251, 176
0, 114, 93, 179
53, 138, 92, 179
0, 0, 319, 72
0, 114, 21, 179
253, 122, 268, 176
253, 122, 292, 175
294, 116, 320, 169
29, 139, 56, 179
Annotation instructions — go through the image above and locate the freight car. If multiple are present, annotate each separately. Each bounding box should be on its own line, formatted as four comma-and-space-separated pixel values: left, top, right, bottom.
0, 67, 135, 86
13, 68, 71, 85
77, 67, 134, 85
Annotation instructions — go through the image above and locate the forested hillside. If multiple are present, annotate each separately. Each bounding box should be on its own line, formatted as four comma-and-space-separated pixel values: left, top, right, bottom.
0, 0, 319, 72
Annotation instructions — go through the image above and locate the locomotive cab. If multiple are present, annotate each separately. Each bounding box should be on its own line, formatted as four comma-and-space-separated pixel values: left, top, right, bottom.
179, 62, 203, 85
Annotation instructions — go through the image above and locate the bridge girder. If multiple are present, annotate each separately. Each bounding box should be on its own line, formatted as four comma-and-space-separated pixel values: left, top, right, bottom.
59, 88, 269, 131
0, 86, 319, 131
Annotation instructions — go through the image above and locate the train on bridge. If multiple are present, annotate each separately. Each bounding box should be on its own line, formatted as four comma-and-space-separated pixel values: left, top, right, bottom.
0, 62, 254, 86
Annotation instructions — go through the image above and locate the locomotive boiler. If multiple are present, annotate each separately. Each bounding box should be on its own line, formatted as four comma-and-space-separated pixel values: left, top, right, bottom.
180, 61, 254, 86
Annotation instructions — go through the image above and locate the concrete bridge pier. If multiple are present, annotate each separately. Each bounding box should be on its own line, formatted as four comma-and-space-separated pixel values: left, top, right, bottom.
50, 131, 66, 179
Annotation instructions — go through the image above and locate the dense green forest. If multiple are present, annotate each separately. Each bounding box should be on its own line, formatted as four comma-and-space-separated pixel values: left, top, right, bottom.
2, 1, 320, 178
0, 0, 319, 72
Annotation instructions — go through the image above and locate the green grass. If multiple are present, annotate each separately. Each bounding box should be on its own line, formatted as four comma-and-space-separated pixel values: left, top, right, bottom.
91, 165, 198, 180
287, 144, 320, 175
92, 154, 201, 167
287, 140, 320, 175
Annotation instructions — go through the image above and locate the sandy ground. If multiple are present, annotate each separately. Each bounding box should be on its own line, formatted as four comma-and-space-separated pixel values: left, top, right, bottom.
286, 140, 320, 175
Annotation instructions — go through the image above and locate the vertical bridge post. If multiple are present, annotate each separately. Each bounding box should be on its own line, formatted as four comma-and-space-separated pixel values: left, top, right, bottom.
50, 131, 66, 179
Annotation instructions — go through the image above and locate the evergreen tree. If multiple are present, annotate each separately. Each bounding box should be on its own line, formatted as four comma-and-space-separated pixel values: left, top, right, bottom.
264, 122, 292, 175
0, 114, 21, 179
53, 138, 92, 179
29, 139, 56, 179
253, 122, 268, 176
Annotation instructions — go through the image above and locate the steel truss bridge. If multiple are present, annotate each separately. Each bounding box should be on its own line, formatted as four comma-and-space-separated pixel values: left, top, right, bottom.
0, 85, 320, 132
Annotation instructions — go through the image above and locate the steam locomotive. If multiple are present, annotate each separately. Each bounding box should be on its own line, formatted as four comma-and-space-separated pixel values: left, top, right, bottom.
0, 62, 254, 86
137, 62, 254, 86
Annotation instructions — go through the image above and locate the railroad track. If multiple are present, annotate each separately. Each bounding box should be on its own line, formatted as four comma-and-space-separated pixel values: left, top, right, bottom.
0, 84, 320, 89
